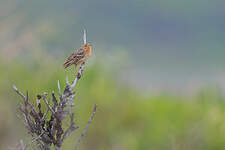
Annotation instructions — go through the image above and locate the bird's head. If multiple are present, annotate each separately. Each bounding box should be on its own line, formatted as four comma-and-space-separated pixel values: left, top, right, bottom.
82, 43, 92, 56
83, 43, 92, 49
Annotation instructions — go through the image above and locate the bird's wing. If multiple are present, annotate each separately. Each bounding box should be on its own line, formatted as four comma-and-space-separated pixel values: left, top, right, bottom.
63, 48, 86, 68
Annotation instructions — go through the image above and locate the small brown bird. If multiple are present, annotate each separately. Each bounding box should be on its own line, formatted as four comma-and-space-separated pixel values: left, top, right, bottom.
63, 43, 92, 73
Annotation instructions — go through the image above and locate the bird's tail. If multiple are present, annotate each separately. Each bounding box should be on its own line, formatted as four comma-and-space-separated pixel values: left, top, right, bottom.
63, 60, 72, 68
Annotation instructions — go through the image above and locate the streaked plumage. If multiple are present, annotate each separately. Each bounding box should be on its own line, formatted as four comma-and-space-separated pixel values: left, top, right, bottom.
63, 43, 92, 72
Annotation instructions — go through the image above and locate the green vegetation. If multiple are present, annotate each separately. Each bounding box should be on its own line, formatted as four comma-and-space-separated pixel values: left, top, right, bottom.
1, 58, 225, 150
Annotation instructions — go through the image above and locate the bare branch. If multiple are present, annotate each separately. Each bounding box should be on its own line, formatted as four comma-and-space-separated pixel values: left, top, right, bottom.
42, 94, 51, 121
65, 76, 70, 87
71, 63, 85, 88
52, 91, 58, 111
42, 92, 55, 115
83, 29, 87, 44
18, 140, 25, 150
62, 113, 79, 142
58, 80, 62, 98
74, 104, 98, 150
23, 132, 45, 150
13, 85, 26, 101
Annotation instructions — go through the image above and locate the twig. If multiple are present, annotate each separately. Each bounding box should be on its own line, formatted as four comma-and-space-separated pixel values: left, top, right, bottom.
42, 92, 55, 114
71, 63, 85, 88
62, 113, 79, 142
83, 29, 87, 44
58, 80, 62, 99
42, 94, 51, 121
74, 104, 98, 150
65, 77, 70, 87
13, 85, 26, 100
19, 140, 25, 150
24, 131, 45, 150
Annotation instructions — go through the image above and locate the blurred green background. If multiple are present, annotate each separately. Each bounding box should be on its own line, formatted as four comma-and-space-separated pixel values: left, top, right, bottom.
1, 0, 225, 149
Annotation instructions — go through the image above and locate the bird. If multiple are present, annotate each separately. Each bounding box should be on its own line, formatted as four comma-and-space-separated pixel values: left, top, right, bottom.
63, 43, 92, 73
63, 29, 91, 74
